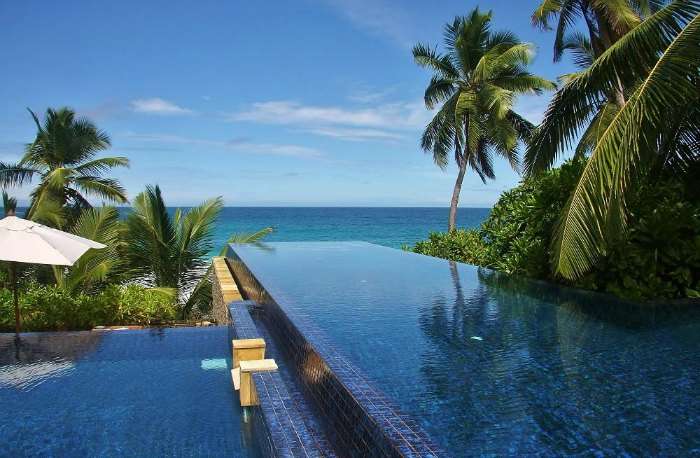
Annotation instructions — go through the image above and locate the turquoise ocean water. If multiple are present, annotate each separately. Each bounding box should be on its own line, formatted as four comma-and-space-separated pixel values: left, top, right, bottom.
15, 207, 489, 255
210, 207, 489, 254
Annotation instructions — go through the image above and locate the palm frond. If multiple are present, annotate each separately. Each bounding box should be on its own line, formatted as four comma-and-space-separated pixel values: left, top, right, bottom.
424, 76, 457, 109
176, 197, 224, 281
125, 185, 178, 286
74, 176, 128, 203
553, 0, 583, 61
561, 31, 596, 68
532, 0, 564, 30
56, 206, 123, 293
591, 0, 643, 34
220, 227, 274, 255
552, 1, 700, 279
421, 94, 459, 169
412, 44, 459, 79
26, 191, 65, 228
0, 162, 38, 187
526, 0, 698, 176
573, 101, 619, 158
74, 156, 130, 176
2, 191, 17, 216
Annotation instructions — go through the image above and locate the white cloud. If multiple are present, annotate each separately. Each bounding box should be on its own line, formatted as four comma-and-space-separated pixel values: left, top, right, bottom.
242, 143, 322, 158
130, 98, 194, 115
347, 88, 394, 104
230, 100, 430, 132
305, 127, 404, 142
120, 132, 322, 159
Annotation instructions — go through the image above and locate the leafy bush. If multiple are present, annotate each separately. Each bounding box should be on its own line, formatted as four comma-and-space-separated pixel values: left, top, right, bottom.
413, 229, 488, 266
0, 283, 177, 332
112, 284, 177, 325
580, 180, 700, 300
412, 160, 700, 300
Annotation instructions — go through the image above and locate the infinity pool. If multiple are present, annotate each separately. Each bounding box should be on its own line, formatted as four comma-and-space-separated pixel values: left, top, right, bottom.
230, 241, 700, 456
0, 327, 260, 457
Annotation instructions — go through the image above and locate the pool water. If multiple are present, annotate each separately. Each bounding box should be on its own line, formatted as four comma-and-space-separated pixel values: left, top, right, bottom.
230, 241, 700, 456
0, 327, 261, 457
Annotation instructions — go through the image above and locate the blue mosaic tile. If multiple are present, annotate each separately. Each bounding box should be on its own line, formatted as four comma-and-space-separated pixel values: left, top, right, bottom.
226, 248, 443, 457
226, 300, 332, 457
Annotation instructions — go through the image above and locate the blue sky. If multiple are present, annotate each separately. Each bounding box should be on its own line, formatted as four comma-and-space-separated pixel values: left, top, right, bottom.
0, 0, 575, 207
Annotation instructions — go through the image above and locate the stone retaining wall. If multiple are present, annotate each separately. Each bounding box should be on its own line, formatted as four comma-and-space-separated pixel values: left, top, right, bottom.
211, 256, 243, 324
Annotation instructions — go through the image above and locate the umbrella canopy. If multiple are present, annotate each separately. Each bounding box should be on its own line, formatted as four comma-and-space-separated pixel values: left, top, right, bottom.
0, 216, 105, 265
0, 214, 106, 334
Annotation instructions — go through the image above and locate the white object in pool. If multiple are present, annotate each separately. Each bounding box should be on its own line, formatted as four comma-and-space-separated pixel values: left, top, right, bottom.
470, 336, 483, 341
201, 358, 228, 370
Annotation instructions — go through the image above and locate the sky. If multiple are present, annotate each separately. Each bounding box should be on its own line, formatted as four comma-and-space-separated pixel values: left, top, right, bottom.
0, 0, 576, 207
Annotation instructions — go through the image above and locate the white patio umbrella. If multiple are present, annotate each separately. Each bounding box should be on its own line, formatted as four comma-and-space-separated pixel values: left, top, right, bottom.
0, 211, 105, 334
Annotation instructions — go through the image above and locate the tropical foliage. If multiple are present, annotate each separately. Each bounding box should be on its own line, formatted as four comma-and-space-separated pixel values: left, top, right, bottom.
526, 0, 700, 280
221, 226, 273, 254
2, 191, 17, 216
413, 8, 554, 231
412, 159, 700, 300
531, 0, 652, 63
53, 206, 125, 294
0, 107, 129, 226
0, 107, 275, 327
123, 185, 223, 317
0, 283, 177, 332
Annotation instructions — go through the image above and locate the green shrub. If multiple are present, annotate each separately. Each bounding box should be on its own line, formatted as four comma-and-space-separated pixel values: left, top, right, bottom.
413, 229, 488, 266
0, 283, 177, 332
580, 180, 700, 300
412, 160, 700, 300
112, 284, 177, 325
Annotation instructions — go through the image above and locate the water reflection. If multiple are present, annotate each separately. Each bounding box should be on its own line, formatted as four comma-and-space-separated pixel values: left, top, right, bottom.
0, 332, 102, 391
417, 265, 700, 454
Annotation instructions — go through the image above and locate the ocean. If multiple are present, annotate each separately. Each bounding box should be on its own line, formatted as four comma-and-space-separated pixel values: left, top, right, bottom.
210, 207, 490, 253
15, 206, 490, 254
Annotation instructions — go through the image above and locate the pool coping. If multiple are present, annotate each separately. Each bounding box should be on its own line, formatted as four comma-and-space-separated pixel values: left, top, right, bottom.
226, 243, 443, 457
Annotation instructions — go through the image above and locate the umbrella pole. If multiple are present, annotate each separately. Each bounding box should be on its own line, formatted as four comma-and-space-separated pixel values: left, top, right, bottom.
10, 261, 19, 334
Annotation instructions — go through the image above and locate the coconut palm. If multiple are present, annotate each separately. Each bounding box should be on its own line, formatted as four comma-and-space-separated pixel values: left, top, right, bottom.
529, 1, 665, 168
0, 108, 129, 225
526, 0, 700, 279
124, 185, 222, 317
413, 8, 555, 231
531, 0, 653, 63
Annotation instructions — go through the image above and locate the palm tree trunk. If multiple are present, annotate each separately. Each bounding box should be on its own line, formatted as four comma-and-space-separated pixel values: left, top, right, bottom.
448, 158, 468, 232
10, 262, 20, 334
592, 10, 626, 107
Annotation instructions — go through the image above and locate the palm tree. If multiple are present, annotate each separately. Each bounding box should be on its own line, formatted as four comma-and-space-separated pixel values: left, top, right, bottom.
2, 191, 17, 217
54, 206, 125, 294
413, 8, 555, 231
0, 107, 129, 225
531, 0, 652, 63
124, 185, 223, 317
528, 1, 661, 168
525, 0, 700, 279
